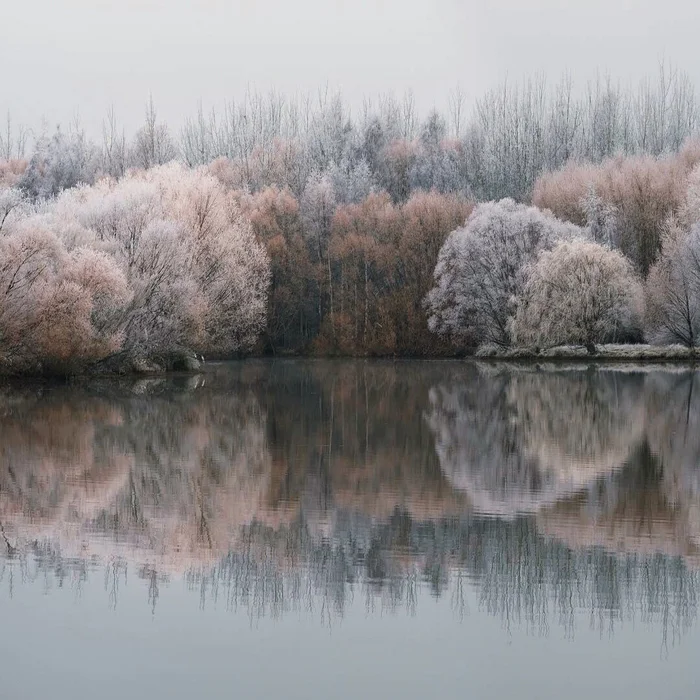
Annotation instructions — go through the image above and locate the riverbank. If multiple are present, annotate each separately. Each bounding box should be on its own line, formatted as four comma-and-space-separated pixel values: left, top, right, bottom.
0, 348, 204, 379
474, 343, 699, 363
2, 343, 699, 378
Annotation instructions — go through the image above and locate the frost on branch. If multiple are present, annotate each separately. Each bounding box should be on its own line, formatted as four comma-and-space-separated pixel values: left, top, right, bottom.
532, 144, 700, 276
19, 126, 101, 201
580, 186, 618, 247
0, 163, 270, 374
643, 164, 700, 348
425, 198, 584, 347
0, 187, 25, 232
0, 224, 129, 373
513, 240, 644, 350
301, 171, 337, 262
645, 220, 700, 347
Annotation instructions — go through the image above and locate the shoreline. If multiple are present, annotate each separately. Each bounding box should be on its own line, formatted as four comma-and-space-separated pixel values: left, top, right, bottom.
2, 344, 700, 380
472, 344, 700, 364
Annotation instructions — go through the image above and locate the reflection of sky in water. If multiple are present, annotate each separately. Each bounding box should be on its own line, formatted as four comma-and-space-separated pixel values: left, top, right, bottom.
2, 570, 700, 700
1, 360, 700, 698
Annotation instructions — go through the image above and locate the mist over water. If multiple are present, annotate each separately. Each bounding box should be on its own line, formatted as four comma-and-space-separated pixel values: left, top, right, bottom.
1, 360, 700, 698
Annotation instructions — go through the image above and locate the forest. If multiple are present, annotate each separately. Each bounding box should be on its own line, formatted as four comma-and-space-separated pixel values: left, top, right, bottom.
3, 65, 700, 373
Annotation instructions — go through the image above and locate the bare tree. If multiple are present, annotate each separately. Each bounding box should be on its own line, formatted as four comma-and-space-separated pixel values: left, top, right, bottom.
0, 112, 27, 161
101, 106, 127, 178
129, 95, 177, 169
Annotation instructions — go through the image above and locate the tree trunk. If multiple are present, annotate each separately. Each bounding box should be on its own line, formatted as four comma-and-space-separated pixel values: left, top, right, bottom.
327, 252, 335, 342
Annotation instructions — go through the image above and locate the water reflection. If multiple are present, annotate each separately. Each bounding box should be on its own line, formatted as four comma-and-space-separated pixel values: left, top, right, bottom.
1, 361, 700, 642
428, 366, 647, 515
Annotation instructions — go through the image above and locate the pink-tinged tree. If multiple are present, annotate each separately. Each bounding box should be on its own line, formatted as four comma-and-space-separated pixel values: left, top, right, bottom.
513, 240, 644, 351
2, 163, 270, 372
0, 224, 129, 373
233, 185, 318, 351
63, 247, 131, 347
56, 163, 271, 356
0, 159, 28, 189
645, 220, 700, 347
0, 226, 64, 369
532, 143, 700, 276
425, 199, 584, 348
377, 139, 418, 203
152, 163, 271, 352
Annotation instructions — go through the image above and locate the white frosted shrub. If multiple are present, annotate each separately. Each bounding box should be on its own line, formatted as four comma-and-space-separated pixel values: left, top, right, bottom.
425, 198, 584, 347
514, 240, 643, 349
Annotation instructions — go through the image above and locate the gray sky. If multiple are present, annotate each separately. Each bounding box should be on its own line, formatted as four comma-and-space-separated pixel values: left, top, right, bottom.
2, 0, 700, 138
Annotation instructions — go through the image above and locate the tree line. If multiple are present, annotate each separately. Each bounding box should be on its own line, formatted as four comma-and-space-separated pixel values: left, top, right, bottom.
426, 142, 700, 351
3, 65, 700, 370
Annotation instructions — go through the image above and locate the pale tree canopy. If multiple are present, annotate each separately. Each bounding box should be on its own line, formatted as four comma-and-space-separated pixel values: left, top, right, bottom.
0, 163, 270, 373
513, 239, 644, 350
645, 220, 700, 347
425, 198, 584, 347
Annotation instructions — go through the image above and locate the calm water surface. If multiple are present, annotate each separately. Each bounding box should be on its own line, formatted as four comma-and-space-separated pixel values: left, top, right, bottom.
1, 360, 699, 699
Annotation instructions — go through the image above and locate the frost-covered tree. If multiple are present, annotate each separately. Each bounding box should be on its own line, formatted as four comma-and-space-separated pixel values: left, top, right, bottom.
0, 187, 24, 232
645, 220, 700, 347
306, 92, 353, 172
19, 124, 100, 200
580, 186, 618, 246
327, 158, 374, 204
513, 240, 644, 350
1, 164, 270, 373
410, 111, 447, 189
425, 199, 584, 347
0, 158, 28, 189
129, 96, 178, 170
533, 143, 700, 275
67, 163, 270, 355
301, 170, 337, 258
0, 223, 129, 373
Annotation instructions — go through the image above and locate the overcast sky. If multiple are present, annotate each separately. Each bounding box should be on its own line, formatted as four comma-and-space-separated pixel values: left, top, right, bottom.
2, 0, 700, 137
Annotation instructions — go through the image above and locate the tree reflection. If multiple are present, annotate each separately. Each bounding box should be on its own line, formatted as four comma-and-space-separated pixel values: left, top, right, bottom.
427, 364, 646, 515
0, 370, 272, 574
0, 361, 699, 645
646, 371, 700, 551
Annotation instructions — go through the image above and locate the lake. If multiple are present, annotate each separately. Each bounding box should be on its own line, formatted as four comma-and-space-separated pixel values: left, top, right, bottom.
1, 359, 699, 699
